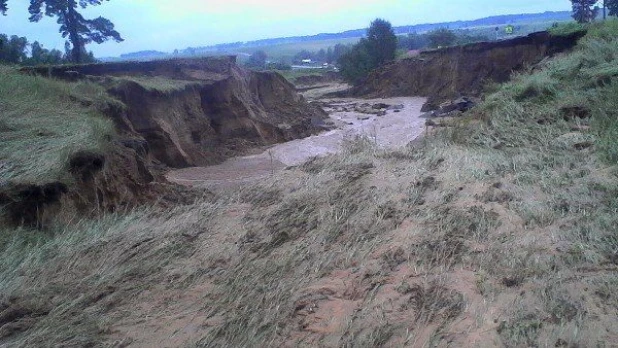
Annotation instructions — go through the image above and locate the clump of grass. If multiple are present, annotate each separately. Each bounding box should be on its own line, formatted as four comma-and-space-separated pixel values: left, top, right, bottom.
0, 66, 115, 185
591, 83, 618, 163
405, 281, 464, 323
549, 22, 587, 37
498, 312, 544, 347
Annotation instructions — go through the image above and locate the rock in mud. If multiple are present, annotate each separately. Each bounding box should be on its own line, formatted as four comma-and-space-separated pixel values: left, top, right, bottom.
388, 104, 405, 110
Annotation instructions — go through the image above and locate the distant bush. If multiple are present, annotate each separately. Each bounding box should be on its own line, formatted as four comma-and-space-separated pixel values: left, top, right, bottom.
397, 32, 430, 50
427, 28, 457, 48
246, 50, 268, 69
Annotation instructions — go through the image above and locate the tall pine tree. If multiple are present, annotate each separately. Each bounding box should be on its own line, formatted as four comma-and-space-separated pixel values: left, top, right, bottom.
28, 0, 123, 63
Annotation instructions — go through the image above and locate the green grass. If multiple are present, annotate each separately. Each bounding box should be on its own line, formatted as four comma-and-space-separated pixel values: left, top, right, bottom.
549, 21, 588, 37
0, 65, 115, 184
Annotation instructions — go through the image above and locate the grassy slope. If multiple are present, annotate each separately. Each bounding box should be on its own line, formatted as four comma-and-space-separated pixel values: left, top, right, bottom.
0, 66, 115, 185
1, 21, 618, 347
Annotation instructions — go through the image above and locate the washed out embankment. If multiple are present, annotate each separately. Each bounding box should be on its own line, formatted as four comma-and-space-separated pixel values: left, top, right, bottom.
353, 30, 586, 109
3, 57, 326, 227
167, 96, 427, 189
24, 57, 328, 168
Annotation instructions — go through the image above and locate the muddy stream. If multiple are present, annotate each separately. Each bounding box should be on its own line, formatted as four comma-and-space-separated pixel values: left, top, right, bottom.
167, 97, 427, 189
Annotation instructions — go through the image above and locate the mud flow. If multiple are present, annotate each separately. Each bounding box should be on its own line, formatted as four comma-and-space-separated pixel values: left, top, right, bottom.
167, 96, 426, 189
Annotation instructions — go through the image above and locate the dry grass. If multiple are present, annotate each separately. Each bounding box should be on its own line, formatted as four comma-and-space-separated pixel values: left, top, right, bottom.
0, 65, 115, 185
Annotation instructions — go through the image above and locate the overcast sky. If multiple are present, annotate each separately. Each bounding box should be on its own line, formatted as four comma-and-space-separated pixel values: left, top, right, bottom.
0, 0, 570, 57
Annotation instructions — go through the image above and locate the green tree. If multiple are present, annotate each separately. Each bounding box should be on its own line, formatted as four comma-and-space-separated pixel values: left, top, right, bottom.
26, 41, 64, 65
338, 18, 397, 85
332, 44, 349, 62
571, 0, 599, 23
28, 0, 123, 63
326, 47, 334, 63
339, 39, 373, 85
0, 34, 28, 64
0, 0, 7, 15
294, 49, 313, 63
427, 28, 457, 48
365, 18, 397, 66
246, 50, 267, 68
397, 32, 430, 50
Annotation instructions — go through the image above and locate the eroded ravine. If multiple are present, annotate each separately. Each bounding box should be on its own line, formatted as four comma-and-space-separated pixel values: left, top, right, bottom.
167, 96, 426, 189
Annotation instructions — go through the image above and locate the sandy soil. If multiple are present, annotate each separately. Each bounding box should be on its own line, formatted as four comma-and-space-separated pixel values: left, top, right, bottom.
167, 96, 426, 189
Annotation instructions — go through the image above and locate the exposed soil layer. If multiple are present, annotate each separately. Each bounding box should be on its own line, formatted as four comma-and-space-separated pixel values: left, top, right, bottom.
353, 31, 585, 107
103, 61, 327, 168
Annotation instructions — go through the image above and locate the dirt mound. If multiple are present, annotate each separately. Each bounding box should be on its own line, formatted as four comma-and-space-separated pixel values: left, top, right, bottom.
354, 31, 585, 107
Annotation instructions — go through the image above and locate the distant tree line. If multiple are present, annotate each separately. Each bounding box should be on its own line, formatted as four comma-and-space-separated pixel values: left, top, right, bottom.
0, 33, 96, 65
293, 44, 351, 64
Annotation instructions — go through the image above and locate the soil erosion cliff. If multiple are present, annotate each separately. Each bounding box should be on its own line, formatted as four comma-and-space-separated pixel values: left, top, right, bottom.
5, 57, 325, 226
26, 57, 327, 168
353, 30, 585, 108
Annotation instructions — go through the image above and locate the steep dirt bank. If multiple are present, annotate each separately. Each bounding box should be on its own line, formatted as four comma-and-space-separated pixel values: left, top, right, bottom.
353, 30, 585, 108
0, 137, 180, 228
89, 58, 326, 168
4, 58, 325, 226
24, 57, 327, 168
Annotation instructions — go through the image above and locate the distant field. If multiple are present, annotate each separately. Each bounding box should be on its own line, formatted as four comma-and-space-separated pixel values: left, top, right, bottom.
233, 20, 568, 62
237, 37, 361, 61
461, 20, 572, 39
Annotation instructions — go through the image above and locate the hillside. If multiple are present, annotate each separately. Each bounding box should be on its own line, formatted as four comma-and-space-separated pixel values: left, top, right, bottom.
1, 20, 618, 347
353, 30, 586, 108
115, 11, 572, 61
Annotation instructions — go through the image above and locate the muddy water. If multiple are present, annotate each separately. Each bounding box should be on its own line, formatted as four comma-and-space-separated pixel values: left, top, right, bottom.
167, 97, 427, 188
